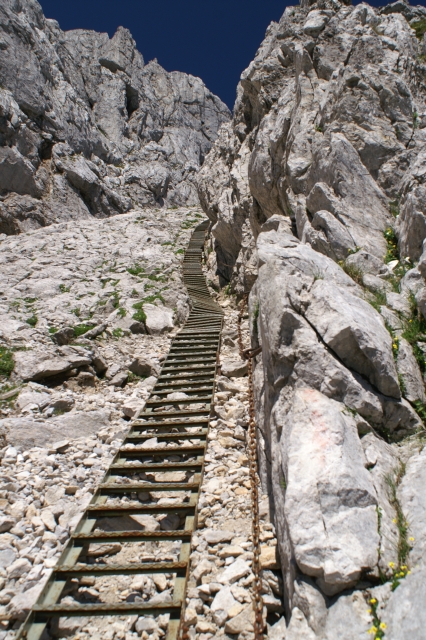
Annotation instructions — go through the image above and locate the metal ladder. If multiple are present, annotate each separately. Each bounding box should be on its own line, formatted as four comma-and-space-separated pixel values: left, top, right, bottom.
17, 220, 223, 640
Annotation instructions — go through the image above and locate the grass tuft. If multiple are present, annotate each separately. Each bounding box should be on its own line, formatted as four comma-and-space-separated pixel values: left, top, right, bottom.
0, 347, 14, 378
411, 18, 426, 39
73, 323, 95, 337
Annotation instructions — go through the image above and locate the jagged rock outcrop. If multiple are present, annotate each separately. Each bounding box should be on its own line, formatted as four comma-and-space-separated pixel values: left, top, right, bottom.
199, 0, 426, 636
0, 0, 230, 234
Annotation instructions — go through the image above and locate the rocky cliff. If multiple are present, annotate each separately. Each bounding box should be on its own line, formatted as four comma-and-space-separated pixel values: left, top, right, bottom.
0, 0, 230, 235
199, 0, 426, 637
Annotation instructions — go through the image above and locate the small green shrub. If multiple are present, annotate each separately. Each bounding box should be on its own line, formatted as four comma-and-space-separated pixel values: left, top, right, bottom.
112, 328, 123, 338
341, 262, 364, 285
147, 273, 167, 283
73, 323, 95, 337
175, 248, 184, 255
347, 246, 361, 256
71, 307, 81, 317
132, 301, 147, 324
48, 327, 58, 334
59, 284, 71, 293
142, 294, 165, 305
26, 315, 38, 327
24, 297, 37, 304
385, 464, 412, 570
384, 227, 399, 263
127, 264, 145, 276
411, 18, 426, 39
118, 307, 127, 318
413, 400, 426, 423
368, 289, 388, 313
0, 347, 15, 378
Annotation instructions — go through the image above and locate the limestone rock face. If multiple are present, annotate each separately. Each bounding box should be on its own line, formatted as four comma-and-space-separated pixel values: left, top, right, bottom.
0, 0, 230, 234
199, 0, 426, 635
198, 0, 426, 290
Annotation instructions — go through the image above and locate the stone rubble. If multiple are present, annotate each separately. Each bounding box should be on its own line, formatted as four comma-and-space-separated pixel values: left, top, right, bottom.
183, 294, 284, 640
0, 207, 208, 639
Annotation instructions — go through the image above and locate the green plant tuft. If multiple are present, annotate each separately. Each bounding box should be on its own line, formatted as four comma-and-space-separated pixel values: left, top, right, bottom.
73, 323, 95, 337
127, 264, 145, 276
26, 315, 38, 327
384, 227, 399, 263
340, 261, 364, 285
0, 347, 15, 378
112, 328, 123, 338
411, 18, 426, 39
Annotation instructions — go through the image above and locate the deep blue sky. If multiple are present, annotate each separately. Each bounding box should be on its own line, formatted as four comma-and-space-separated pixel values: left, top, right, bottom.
38, 0, 422, 110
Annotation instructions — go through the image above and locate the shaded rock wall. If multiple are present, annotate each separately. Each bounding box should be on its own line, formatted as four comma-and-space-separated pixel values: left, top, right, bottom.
0, 0, 230, 234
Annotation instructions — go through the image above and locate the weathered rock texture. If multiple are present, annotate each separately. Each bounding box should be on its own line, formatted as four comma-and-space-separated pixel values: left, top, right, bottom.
0, 0, 230, 234
200, 0, 426, 636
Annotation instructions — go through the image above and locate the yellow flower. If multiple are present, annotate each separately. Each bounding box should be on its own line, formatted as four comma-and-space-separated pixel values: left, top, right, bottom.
370, 598, 377, 605
388, 561, 395, 568
401, 565, 407, 571
379, 622, 387, 630
409, 537, 415, 542
392, 518, 397, 523
368, 626, 378, 635
407, 570, 412, 575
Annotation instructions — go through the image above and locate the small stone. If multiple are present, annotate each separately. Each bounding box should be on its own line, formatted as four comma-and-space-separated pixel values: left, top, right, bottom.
221, 360, 248, 378
82, 458, 97, 467
152, 574, 168, 592
135, 617, 158, 634
204, 529, 235, 545
7, 558, 32, 579
193, 559, 214, 583
259, 546, 280, 570
262, 593, 284, 613
48, 439, 70, 454
65, 485, 78, 495
0, 548, 17, 569
211, 585, 237, 612
0, 517, 15, 533
218, 546, 245, 559
224, 605, 255, 634
40, 509, 56, 532
218, 557, 251, 584
184, 608, 197, 626
228, 602, 245, 618
196, 620, 216, 633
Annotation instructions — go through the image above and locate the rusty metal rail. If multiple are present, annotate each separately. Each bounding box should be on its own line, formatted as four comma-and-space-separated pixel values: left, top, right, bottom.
17, 220, 223, 640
